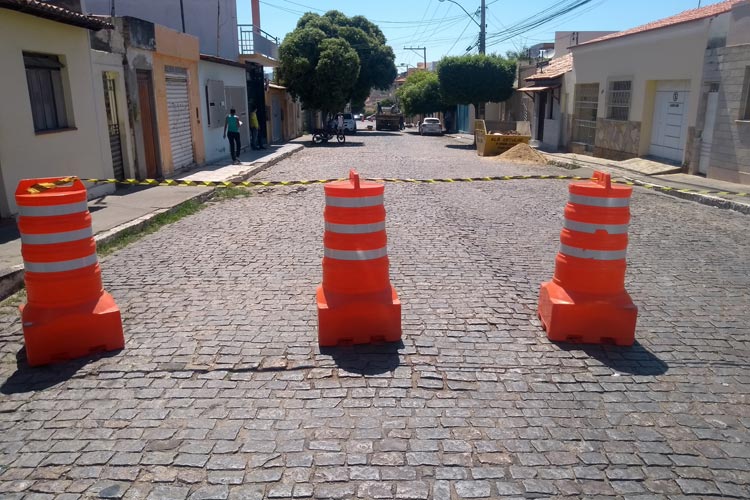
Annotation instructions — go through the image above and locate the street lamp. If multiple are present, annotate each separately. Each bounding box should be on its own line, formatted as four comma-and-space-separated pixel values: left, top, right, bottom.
438, 0, 486, 54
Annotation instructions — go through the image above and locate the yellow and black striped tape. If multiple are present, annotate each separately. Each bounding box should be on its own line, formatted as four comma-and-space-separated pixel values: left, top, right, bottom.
26, 175, 749, 198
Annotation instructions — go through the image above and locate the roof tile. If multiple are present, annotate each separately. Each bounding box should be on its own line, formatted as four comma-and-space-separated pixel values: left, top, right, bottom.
0, 0, 111, 30
525, 53, 572, 81
577, 0, 742, 47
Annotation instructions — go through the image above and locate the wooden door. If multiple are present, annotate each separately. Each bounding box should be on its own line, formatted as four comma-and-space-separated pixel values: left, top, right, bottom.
137, 71, 159, 178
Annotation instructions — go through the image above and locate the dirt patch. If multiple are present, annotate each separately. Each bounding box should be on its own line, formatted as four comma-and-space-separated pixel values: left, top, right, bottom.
495, 143, 548, 165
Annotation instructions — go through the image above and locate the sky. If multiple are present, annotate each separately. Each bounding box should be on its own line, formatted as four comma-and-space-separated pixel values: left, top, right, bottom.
237, 0, 725, 68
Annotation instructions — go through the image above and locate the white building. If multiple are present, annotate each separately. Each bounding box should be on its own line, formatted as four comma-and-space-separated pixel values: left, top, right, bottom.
199, 55, 250, 163
568, 0, 744, 166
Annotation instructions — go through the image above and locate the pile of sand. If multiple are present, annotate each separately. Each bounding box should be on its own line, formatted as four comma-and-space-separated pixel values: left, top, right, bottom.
495, 143, 548, 165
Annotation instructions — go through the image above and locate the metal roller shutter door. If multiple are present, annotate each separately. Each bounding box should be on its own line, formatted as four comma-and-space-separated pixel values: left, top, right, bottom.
166, 72, 194, 170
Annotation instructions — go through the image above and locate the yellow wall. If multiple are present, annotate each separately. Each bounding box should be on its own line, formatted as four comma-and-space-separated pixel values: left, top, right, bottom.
153, 25, 205, 176
0, 11, 114, 216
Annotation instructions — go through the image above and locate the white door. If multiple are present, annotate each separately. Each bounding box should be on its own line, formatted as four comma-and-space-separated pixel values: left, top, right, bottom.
698, 89, 718, 175
650, 82, 689, 162
165, 69, 194, 170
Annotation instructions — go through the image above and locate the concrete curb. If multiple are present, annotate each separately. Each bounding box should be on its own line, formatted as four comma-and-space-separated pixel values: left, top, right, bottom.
545, 157, 750, 215
227, 144, 305, 183
622, 177, 750, 215
0, 144, 305, 302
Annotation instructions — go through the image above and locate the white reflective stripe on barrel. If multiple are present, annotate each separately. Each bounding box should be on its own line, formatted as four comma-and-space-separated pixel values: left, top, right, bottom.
20, 227, 94, 245
563, 219, 629, 235
325, 221, 386, 234
324, 246, 388, 261
568, 193, 630, 208
23, 252, 99, 273
326, 195, 383, 208
17, 200, 89, 217
560, 244, 627, 261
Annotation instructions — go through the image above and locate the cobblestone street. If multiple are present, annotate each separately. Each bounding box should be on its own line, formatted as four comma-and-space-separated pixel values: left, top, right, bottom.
1, 130, 749, 499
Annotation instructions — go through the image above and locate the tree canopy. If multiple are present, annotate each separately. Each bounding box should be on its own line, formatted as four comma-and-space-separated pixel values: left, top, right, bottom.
395, 71, 444, 116
437, 54, 516, 117
278, 11, 397, 114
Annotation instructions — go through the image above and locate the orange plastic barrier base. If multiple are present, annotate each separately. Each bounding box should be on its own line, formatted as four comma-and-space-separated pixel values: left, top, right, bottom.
538, 281, 637, 346
316, 287, 402, 347
20, 292, 124, 367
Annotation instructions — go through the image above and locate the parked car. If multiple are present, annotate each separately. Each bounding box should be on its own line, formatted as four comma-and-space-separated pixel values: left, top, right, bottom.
341, 112, 356, 133
419, 117, 443, 136
353, 113, 362, 121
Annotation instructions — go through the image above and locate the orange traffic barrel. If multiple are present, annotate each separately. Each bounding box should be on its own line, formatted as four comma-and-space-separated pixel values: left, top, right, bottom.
15, 177, 124, 367
317, 169, 401, 346
538, 171, 637, 346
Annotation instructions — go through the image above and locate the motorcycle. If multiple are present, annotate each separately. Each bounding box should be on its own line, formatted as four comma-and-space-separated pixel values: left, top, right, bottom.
312, 125, 345, 145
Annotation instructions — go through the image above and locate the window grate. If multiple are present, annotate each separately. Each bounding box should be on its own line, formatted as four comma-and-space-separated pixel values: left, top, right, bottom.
573, 83, 599, 145
607, 80, 631, 121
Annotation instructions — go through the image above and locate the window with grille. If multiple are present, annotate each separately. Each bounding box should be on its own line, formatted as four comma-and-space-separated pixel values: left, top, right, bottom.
607, 80, 631, 121
24, 53, 70, 132
573, 83, 598, 145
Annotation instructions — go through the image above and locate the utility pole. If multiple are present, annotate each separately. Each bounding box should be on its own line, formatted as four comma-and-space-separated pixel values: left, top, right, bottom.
479, 0, 486, 54
404, 46, 427, 70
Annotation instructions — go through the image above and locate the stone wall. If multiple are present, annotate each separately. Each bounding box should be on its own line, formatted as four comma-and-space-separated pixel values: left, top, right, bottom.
593, 119, 641, 161
708, 44, 750, 184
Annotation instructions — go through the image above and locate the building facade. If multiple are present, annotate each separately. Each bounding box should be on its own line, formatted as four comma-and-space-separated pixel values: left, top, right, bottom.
569, 1, 743, 168
694, 0, 750, 184
199, 55, 250, 163
86, 0, 240, 61
0, 2, 116, 217
91, 17, 205, 178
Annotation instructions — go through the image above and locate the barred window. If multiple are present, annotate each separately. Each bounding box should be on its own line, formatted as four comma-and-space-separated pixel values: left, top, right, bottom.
573, 83, 598, 145
607, 80, 631, 121
24, 53, 70, 132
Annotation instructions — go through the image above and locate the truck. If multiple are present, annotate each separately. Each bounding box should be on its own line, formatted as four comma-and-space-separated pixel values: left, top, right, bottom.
375, 106, 403, 131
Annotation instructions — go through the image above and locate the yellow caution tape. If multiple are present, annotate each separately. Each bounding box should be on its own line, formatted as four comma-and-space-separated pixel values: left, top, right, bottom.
27, 175, 750, 199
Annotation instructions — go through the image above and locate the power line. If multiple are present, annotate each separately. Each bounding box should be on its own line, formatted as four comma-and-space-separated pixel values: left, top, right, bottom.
484, 0, 598, 48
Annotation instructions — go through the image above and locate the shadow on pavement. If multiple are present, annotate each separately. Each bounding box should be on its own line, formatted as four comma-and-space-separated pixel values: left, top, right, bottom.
445, 144, 476, 150
0, 347, 122, 395
557, 341, 669, 376
0, 218, 20, 245
320, 340, 404, 375
357, 131, 402, 137
308, 141, 366, 148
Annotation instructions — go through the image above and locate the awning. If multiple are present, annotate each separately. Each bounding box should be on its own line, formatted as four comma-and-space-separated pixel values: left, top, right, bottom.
516, 84, 560, 92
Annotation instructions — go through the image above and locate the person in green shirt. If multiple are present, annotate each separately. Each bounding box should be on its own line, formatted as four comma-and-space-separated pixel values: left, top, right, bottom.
223, 109, 243, 164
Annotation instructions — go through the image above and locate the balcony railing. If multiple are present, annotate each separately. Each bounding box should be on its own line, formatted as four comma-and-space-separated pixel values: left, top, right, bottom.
238, 24, 279, 61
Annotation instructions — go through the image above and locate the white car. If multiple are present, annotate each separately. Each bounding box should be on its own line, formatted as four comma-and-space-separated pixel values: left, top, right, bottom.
341, 113, 357, 134
419, 117, 442, 136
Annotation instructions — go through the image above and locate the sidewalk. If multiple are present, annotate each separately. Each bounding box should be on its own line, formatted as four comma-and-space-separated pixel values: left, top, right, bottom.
0, 142, 304, 300
449, 132, 750, 214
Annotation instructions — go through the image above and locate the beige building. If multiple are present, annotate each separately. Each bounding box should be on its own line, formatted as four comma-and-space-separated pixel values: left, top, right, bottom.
0, 1, 116, 217
568, 0, 744, 170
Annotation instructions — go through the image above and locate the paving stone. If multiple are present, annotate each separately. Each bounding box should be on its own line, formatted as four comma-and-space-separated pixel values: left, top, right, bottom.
2, 131, 750, 499
454, 480, 492, 498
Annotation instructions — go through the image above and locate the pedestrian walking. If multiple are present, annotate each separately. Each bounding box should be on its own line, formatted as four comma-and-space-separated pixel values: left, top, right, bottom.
223, 108, 243, 164
249, 106, 263, 150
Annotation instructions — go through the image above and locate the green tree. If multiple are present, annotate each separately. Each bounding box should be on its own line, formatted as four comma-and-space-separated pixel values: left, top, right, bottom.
379, 98, 394, 108
395, 71, 444, 116
278, 11, 396, 115
437, 54, 516, 119
505, 46, 531, 62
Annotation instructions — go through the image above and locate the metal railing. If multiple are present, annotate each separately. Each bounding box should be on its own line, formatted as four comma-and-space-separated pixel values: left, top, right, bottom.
238, 24, 279, 61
